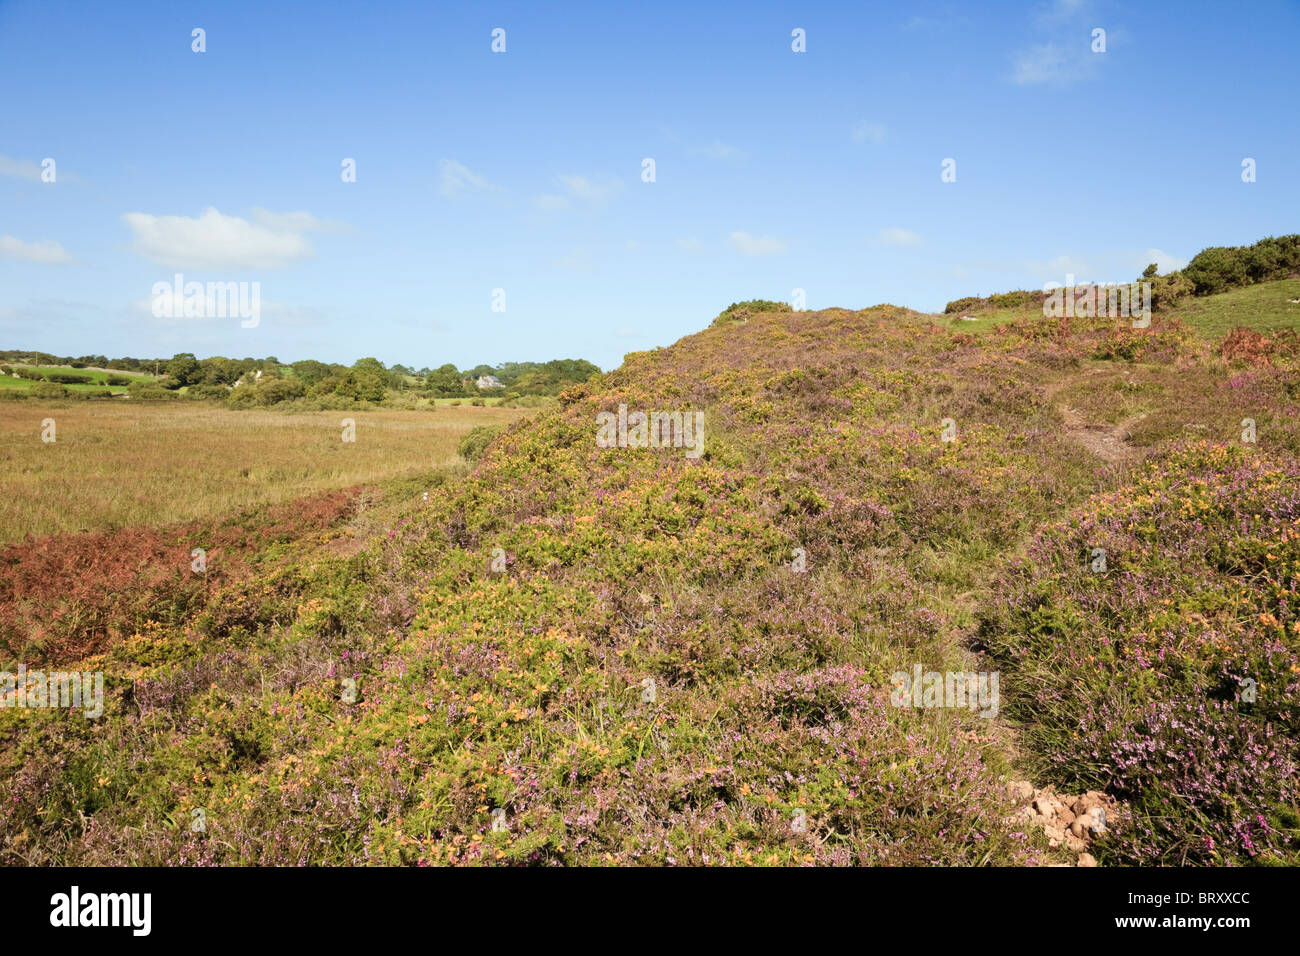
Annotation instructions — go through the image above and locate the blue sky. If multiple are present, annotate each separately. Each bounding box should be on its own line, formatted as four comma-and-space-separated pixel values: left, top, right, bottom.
1, 0, 1296, 370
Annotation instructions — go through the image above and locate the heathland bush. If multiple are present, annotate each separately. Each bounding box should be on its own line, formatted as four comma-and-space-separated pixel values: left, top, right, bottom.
457, 423, 502, 460
43, 371, 93, 385
127, 383, 180, 401
1182, 235, 1300, 296
712, 299, 789, 326
185, 384, 231, 401
981, 442, 1300, 864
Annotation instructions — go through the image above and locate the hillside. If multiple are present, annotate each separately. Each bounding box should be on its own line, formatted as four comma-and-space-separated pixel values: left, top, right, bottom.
2, 290, 1298, 866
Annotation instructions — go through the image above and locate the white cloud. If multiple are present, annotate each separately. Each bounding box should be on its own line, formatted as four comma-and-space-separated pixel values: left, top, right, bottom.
873, 227, 923, 246
676, 237, 706, 254
555, 249, 593, 271
122, 207, 329, 270
250, 208, 342, 234
1027, 254, 1093, 279
1011, 43, 1097, 86
689, 139, 744, 160
559, 175, 619, 203
1034, 0, 1089, 27
729, 231, 787, 257
535, 174, 622, 210
131, 295, 325, 327
0, 155, 42, 181
1137, 248, 1188, 274
439, 159, 497, 198
0, 235, 72, 264
1013, 2, 1104, 86
851, 122, 887, 144
0, 155, 81, 184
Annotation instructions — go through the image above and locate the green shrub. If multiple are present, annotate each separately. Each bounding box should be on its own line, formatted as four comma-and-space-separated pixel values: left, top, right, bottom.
127, 384, 179, 401
186, 384, 231, 401
712, 299, 788, 326
44, 372, 93, 385
944, 296, 985, 314
30, 382, 69, 399
457, 424, 503, 461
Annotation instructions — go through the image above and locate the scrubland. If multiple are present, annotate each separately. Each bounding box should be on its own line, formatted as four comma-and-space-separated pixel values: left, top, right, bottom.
2, 288, 1297, 866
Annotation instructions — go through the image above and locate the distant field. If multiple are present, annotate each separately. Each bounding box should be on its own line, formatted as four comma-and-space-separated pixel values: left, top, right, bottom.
0, 364, 158, 394
0, 402, 527, 542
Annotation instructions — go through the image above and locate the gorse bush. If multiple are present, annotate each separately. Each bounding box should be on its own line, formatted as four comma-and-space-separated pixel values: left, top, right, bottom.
712, 299, 789, 326
1184, 236, 1300, 295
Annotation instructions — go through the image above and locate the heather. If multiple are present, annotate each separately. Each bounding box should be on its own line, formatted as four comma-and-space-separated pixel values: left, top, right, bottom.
980, 442, 1300, 864
3, 290, 1298, 866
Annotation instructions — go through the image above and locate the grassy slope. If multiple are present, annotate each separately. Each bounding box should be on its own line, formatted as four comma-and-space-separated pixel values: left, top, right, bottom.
2, 294, 1297, 866
943, 277, 1300, 342
1171, 277, 1300, 340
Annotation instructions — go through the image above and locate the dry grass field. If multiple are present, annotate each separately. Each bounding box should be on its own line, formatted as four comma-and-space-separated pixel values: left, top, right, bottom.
0, 401, 528, 542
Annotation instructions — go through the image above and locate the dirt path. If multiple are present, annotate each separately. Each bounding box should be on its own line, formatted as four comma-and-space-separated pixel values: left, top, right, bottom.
1043, 371, 1146, 464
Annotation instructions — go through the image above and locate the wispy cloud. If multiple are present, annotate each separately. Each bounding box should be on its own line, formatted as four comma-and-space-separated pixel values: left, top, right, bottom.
1033, 0, 1090, 28
131, 296, 329, 327
123, 207, 335, 270
0, 235, 73, 264
1136, 248, 1188, 274
676, 237, 706, 255
555, 249, 594, 271
535, 174, 622, 211
1011, 1, 1103, 86
729, 231, 787, 257
688, 139, 744, 160
439, 159, 497, 198
1011, 43, 1097, 86
0, 154, 81, 184
851, 121, 887, 144
872, 227, 923, 247
0, 155, 43, 181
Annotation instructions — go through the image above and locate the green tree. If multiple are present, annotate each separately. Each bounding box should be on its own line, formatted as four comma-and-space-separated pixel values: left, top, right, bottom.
165, 352, 200, 388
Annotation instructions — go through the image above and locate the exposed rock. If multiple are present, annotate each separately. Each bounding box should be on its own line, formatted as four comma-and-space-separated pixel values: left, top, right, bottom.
1007, 780, 1035, 803
1003, 779, 1120, 865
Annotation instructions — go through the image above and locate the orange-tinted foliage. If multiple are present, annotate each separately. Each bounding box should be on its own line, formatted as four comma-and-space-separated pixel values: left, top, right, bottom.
0, 487, 366, 662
